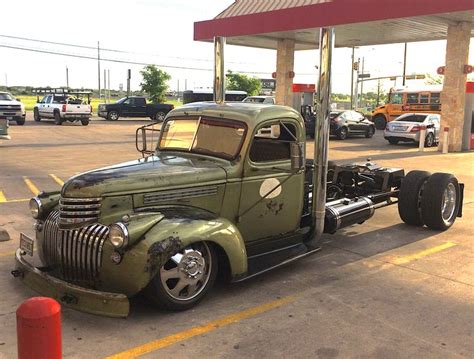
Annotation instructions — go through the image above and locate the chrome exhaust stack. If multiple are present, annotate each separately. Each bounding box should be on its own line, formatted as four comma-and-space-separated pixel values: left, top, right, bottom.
308, 27, 334, 247
213, 36, 226, 103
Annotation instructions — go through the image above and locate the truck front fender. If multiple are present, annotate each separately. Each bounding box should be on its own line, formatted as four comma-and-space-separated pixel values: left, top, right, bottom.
99, 207, 247, 297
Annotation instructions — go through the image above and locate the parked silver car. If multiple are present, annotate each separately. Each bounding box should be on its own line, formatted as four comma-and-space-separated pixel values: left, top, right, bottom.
384, 113, 440, 147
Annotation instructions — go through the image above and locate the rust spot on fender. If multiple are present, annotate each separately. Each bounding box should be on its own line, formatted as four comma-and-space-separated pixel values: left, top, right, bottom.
145, 236, 183, 274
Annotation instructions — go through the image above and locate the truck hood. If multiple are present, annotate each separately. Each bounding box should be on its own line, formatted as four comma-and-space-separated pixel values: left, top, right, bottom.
61, 154, 228, 198
0, 100, 22, 106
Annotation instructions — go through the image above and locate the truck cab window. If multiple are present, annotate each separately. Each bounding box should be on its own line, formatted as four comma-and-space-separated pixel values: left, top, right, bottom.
249, 122, 297, 162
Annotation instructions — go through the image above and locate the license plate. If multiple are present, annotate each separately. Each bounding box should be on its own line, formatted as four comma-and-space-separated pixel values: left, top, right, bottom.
392, 126, 407, 132
20, 233, 34, 256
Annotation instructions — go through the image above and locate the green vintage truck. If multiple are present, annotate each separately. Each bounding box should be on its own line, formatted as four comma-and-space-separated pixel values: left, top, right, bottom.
12, 102, 463, 317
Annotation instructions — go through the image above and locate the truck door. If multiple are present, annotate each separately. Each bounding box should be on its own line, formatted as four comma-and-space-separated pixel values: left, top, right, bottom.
43, 95, 53, 117
134, 97, 147, 116
237, 119, 305, 242
122, 98, 136, 117
38, 96, 49, 116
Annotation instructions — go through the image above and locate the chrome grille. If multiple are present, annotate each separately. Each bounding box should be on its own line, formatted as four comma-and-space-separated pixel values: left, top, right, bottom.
0, 104, 21, 111
59, 197, 101, 228
42, 210, 108, 282
143, 186, 218, 205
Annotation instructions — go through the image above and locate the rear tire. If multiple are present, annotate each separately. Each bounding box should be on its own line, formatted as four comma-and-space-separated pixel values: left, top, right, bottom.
421, 173, 460, 231
373, 114, 387, 130
365, 126, 375, 138
81, 119, 90, 126
424, 133, 434, 147
144, 242, 217, 311
154, 111, 166, 122
16, 118, 25, 126
398, 170, 431, 226
388, 138, 399, 145
33, 108, 41, 122
54, 111, 62, 125
337, 127, 348, 140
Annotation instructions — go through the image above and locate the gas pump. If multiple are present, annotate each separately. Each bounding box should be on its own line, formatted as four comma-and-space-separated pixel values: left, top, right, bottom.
463, 82, 474, 150
293, 84, 317, 138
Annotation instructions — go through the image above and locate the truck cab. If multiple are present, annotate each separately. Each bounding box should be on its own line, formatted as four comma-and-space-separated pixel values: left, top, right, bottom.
13, 102, 463, 317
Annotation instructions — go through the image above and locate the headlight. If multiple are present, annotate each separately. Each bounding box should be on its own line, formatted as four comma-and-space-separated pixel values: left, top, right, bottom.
29, 197, 42, 219
20, 103, 25, 114
109, 222, 129, 248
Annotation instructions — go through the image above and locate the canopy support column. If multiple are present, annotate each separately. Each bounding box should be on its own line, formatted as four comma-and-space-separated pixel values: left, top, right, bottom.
213, 36, 226, 103
275, 39, 295, 106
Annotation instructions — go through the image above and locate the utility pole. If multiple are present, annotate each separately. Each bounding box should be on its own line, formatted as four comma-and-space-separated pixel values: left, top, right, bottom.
177, 79, 180, 98
350, 47, 355, 109
107, 69, 111, 102
354, 57, 360, 109
185, 78, 188, 91
4, 73, 7, 87
103, 69, 107, 103
97, 41, 101, 99
360, 57, 365, 108
126, 69, 131, 97
66, 66, 69, 88
402, 42, 407, 86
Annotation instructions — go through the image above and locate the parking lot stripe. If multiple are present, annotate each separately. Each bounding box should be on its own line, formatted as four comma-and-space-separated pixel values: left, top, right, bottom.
0, 191, 6, 203
49, 174, 64, 186
23, 176, 40, 196
106, 295, 297, 359
391, 242, 457, 265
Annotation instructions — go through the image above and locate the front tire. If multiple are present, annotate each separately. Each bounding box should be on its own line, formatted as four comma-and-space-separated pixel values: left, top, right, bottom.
81, 119, 90, 126
388, 138, 399, 145
421, 173, 460, 231
337, 127, 348, 140
145, 242, 217, 311
398, 170, 431, 226
33, 108, 41, 122
16, 118, 25, 126
365, 126, 375, 138
107, 111, 119, 121
373, 114, 387, 130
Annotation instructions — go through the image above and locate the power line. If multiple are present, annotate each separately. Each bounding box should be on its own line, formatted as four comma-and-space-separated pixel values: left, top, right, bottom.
0, 43, 285, 75
0, 34, 254, 65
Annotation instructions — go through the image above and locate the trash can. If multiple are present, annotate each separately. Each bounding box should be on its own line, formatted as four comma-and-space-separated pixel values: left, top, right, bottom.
0, 118, 11, 140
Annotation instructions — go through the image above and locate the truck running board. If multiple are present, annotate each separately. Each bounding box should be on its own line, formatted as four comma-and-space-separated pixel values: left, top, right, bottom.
233, 243, 321, 283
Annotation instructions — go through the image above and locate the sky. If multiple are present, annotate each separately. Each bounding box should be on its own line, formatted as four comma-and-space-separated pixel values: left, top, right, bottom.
0, 0, 473, 95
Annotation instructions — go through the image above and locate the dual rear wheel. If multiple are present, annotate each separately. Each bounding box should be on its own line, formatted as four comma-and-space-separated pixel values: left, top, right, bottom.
398, 171, 461, 230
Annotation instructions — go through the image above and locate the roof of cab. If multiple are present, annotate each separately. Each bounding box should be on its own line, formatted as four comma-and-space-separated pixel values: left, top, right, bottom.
167, 102, 301, 127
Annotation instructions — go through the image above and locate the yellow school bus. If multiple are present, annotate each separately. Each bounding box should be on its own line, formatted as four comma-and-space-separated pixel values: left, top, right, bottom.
372, 85, 442, 129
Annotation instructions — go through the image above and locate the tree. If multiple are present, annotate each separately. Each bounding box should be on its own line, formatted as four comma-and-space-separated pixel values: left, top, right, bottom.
226, 70, 261, 96
140, 65, 171, 103
425, 73, 443, 85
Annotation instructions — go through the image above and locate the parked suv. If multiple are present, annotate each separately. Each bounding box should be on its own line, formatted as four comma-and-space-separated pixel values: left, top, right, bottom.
0, 92, 26, 125
33, 89, 92, 126
384, 113, 440, 146
329, 110, 375, 140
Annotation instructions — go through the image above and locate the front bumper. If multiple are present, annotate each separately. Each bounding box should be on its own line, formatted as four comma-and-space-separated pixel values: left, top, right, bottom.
98, 111, 108, 118
62, 113, 91, 119
384, 131, 419, 142
13, 245, 130, 318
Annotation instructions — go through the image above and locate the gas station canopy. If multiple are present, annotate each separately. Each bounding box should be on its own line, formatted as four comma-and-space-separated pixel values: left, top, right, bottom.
194, 0, 474, 49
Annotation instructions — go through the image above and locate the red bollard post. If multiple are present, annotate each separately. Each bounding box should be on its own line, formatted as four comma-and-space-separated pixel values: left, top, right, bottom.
17, 297, 62, 359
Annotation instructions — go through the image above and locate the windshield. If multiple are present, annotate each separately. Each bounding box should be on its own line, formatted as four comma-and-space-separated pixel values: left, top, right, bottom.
116, 97, 127, 104
396, 115, 427, 123
243, 97, 265, 103
0, 93, 14, 101
159, 117, 246, 160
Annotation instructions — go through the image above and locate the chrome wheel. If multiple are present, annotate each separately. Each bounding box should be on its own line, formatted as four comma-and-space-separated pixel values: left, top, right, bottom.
441, 183, 457, 225
108, 111, 119, 121
155, 111, 166, 122
160, 242, 212, 301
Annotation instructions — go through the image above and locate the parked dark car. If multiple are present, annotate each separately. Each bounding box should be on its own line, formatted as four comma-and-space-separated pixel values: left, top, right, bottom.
329, 110, 375, 140
98, 96, 174, 122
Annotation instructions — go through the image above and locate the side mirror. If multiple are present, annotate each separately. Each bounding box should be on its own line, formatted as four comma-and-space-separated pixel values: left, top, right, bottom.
290, 142, 304, 173
136, 123, 161, 156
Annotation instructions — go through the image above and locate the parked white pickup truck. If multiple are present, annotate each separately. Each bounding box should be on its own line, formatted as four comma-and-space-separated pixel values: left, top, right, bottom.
33, 89, 92, 126
0, 92, 26, 125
